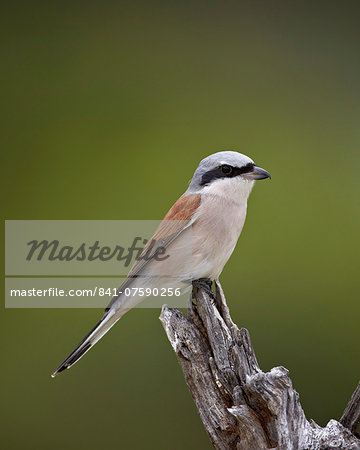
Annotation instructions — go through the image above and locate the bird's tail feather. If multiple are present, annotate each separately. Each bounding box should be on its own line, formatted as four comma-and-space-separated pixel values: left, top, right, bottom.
51, 309, 123, 378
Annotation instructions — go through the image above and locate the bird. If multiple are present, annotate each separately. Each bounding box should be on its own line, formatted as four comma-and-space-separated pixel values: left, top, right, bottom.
51, 151, 271, 377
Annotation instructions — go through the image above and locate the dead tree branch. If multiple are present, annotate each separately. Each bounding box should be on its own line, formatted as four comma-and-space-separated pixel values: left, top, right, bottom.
340, 382, 360, 435
159, 280, 360, 449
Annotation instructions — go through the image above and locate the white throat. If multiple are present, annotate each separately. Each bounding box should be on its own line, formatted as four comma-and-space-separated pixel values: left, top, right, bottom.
199, 177, 255, 205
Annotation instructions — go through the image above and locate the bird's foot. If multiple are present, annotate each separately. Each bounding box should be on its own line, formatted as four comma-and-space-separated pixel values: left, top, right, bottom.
192, 278, 216, 301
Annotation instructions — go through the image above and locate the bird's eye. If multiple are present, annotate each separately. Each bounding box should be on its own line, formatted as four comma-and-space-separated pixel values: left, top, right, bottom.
221, 165, 232, 175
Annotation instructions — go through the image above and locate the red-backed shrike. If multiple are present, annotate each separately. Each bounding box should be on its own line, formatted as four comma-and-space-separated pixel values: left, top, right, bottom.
52, 151, 270, 377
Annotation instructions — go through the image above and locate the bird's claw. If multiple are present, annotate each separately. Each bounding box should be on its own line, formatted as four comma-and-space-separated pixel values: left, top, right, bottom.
192, 278, 216, 301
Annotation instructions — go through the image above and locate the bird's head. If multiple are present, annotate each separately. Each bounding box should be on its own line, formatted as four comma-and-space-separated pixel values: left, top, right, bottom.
186, 151, 271, 199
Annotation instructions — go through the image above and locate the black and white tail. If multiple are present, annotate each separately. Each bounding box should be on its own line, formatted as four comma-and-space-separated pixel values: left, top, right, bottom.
51, 309, 123, 378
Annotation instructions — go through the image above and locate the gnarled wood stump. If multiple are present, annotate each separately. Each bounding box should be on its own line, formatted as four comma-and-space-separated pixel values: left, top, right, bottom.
159, 280, 360, 449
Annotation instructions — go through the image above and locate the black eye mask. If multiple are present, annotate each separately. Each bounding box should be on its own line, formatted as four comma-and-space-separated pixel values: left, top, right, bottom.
200, 163, 255, 186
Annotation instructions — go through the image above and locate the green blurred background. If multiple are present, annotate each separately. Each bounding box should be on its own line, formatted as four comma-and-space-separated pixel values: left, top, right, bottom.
1, 1, 359, 448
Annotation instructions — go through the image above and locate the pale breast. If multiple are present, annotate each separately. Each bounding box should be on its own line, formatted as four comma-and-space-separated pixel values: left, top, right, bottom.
190, 192, 248, 279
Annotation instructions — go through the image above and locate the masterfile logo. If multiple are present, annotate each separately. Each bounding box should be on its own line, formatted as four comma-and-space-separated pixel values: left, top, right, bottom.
4, 220, 191, 308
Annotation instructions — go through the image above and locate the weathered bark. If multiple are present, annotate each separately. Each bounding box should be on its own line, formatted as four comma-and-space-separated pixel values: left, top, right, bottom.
340, 382, 360, 434
159, 280, 360, 450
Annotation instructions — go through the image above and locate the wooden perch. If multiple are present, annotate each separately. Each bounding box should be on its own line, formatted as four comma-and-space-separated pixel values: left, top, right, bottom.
340, 382, 360, 435
159, 280, 360, 450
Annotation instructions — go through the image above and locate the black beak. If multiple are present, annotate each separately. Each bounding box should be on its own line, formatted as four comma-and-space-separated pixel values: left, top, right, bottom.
243, 165, 271, 180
